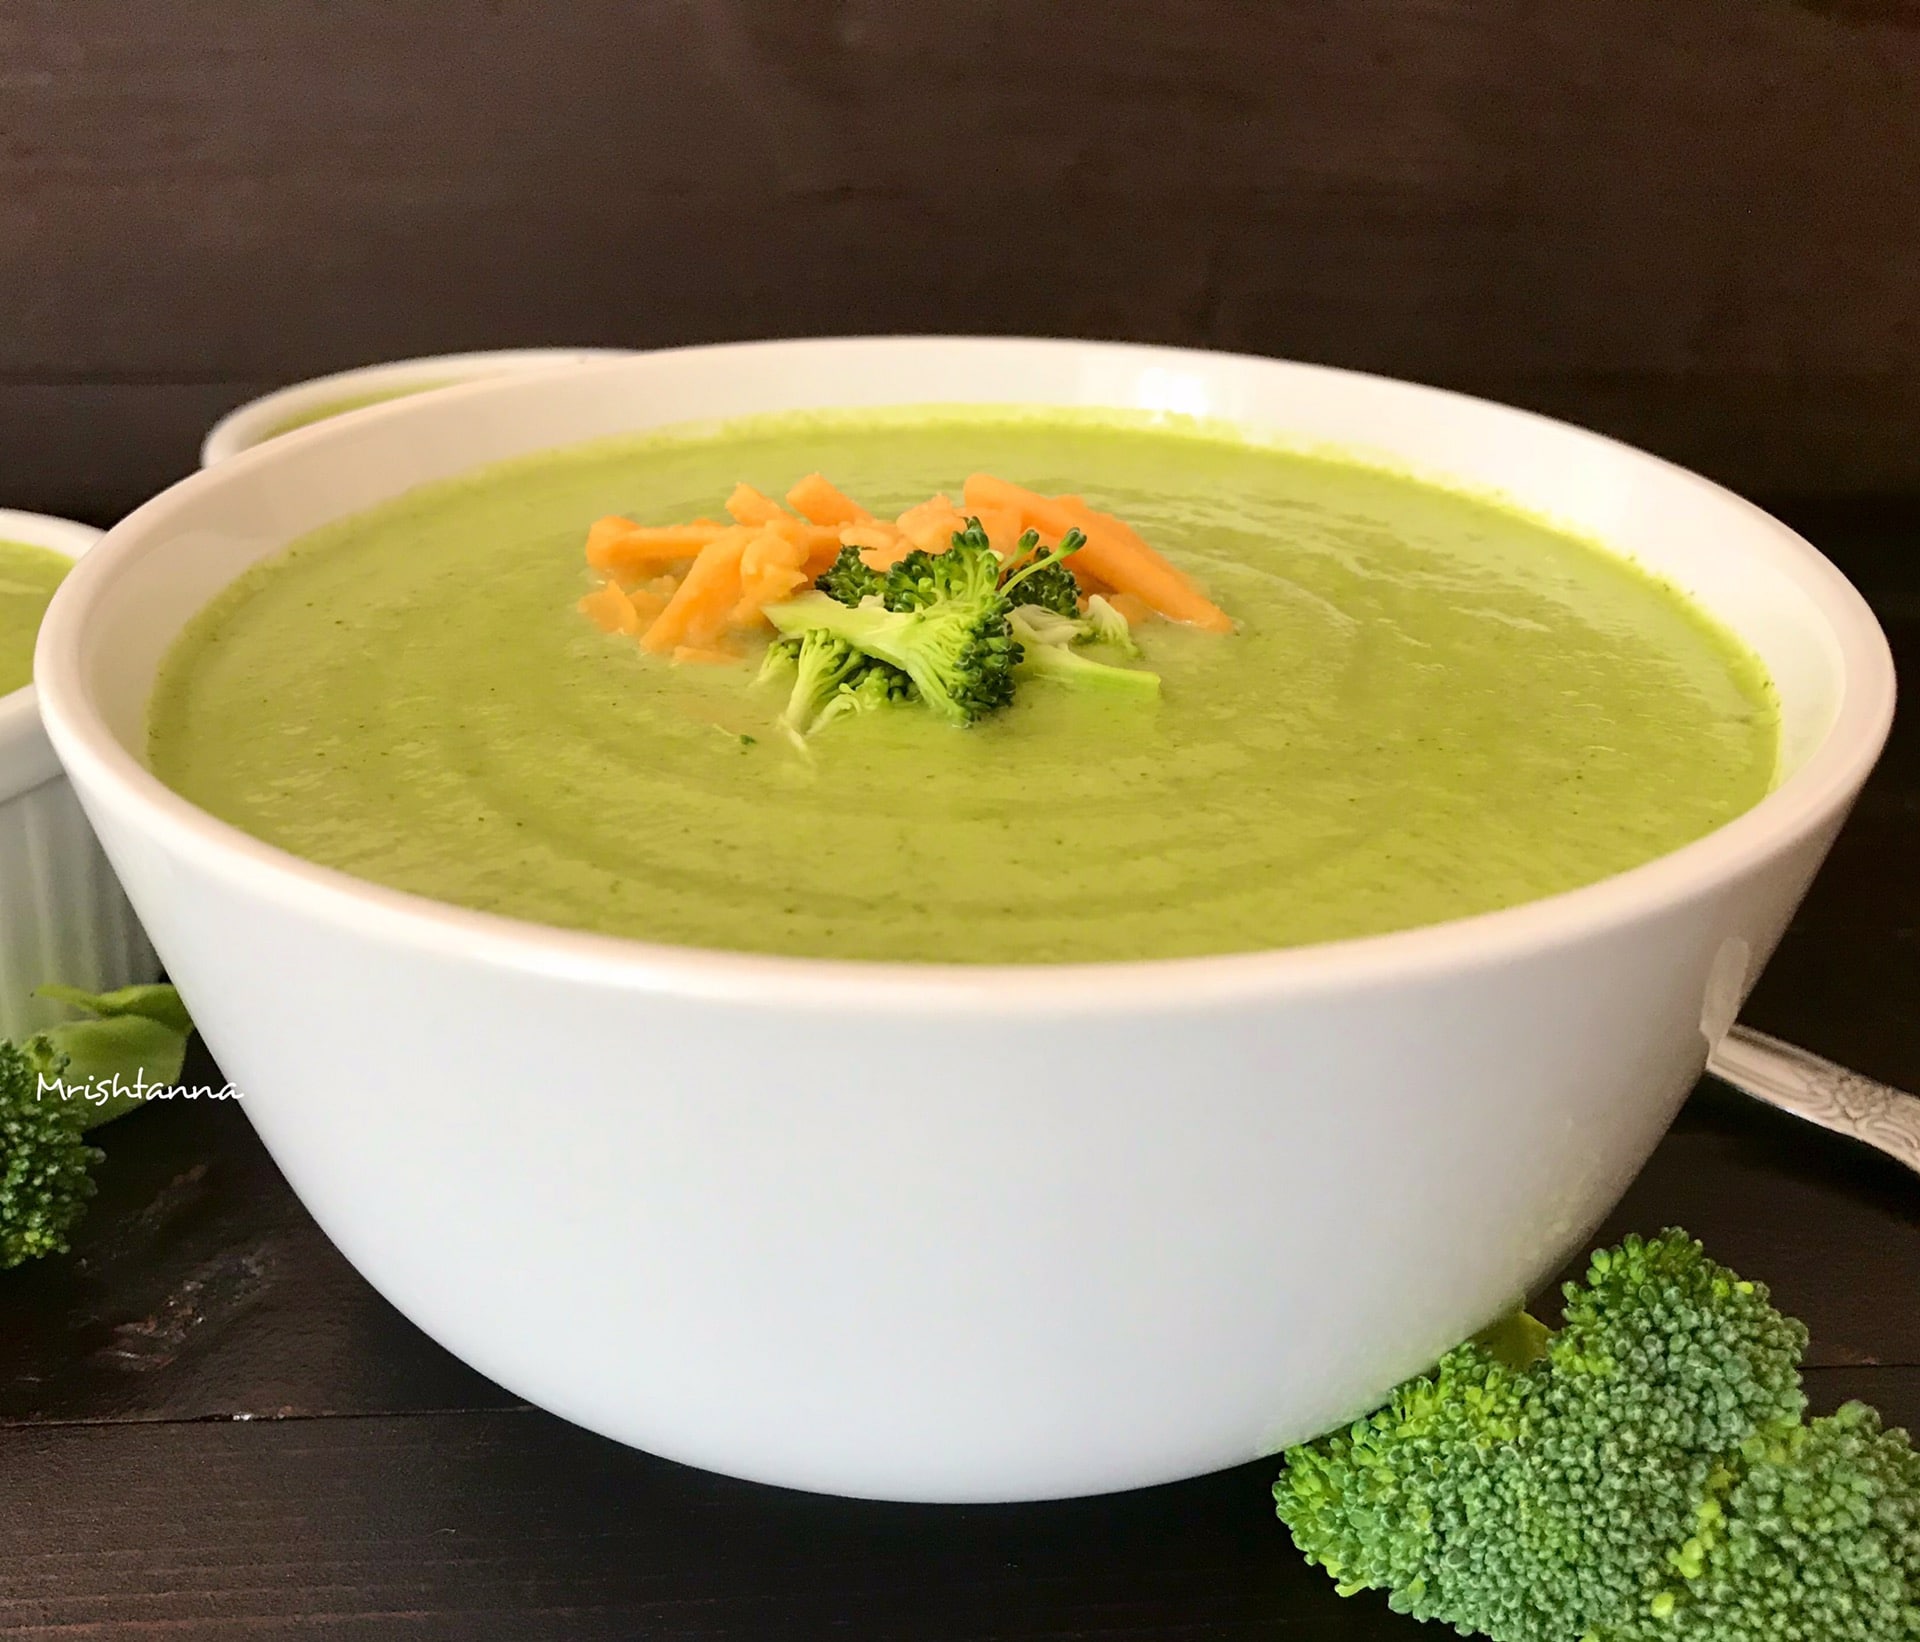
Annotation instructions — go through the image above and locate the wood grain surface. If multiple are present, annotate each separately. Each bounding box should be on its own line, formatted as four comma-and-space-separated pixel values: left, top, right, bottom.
4, 0, 1920, 521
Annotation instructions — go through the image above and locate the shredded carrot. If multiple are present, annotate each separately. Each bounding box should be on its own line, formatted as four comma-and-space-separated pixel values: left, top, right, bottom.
786, 473, 872, 527
972, 506, 1024, 558
585, 517, 725, 578
579, 580, 641, 636
725, 483, 790, 527
672, 644, 743, 666
896, 494, 967, 553
584, 469, 1230, 657
642, 526, 754, 652
962, 474, 1232, 632
626, 586, 669, 623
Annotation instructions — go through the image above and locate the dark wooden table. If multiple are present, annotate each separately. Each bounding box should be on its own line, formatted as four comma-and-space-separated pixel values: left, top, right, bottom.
1, 504, 1913, 1639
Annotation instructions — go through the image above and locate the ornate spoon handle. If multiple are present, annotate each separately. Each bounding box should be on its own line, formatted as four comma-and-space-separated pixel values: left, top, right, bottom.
1707, 1024, 1920, 1178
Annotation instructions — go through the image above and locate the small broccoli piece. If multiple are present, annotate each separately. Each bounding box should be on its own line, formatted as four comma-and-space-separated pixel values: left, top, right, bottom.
0, 1037, 101, 1269
767, 572, 1020, 725
881, 524, 1005, 614
1274, 1229, 1912, 1642
776, 629, 873, 741
1083, 593, 1141, 658
813, 660, 917, 733
0, 985, 194, 1270
815, 544, 884, 607
1009, 608, 1160, 696
1008, 603, 1085, 647
756, 633, 802, 687
998, 526, 1084, 618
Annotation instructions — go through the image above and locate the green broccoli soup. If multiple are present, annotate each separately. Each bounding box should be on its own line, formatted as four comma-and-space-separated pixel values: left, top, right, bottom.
147, 409, 1777, 963
0, 538, 74, 696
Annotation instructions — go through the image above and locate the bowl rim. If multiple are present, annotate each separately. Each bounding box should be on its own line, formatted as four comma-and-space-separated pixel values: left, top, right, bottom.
198, 346, 636, 467
38, 336, 1900, 1013
0, 509, 103, 794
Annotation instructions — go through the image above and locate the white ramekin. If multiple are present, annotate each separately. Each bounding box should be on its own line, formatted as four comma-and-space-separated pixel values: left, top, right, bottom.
0, 509, 156, 1040
199, 347, 634, 466
37, 340, 1896, 1502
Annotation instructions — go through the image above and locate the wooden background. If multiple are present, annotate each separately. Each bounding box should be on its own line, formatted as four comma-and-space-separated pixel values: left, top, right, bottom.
4, 0, 1919, 525
3, 6, 1919, 1633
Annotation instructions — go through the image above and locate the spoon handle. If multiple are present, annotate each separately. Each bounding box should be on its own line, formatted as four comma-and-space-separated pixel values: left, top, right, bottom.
1707, 1024, 1920, 1178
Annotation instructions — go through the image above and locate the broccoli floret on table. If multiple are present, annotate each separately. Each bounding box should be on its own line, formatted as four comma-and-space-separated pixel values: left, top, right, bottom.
1274, 1228, 1919, 1642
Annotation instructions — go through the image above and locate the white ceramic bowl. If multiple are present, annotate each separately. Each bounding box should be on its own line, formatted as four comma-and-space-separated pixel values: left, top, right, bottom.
0, 510, 156, 1040
199, 347, 633, 465
36, 340, 1896, 1502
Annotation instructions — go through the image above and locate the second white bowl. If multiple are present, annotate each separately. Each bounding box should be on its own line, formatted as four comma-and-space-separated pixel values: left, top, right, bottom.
199, 348, 634, 466
0, 509, 155, 1040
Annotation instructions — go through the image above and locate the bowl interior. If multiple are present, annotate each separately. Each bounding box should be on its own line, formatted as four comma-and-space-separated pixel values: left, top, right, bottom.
0, 509, 102, 790
72, 341, 1874, 782
34, 339, 1896, 1002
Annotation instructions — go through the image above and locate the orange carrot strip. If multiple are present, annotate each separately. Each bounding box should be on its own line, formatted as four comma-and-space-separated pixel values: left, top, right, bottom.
626, 586, 669, 623
896, 493, 967, 553
729, 566, 807, 626
642, 526, 754, 652
757, 515, 843, 559
1103, 591, 1154, 626
585, 515, 638, 564
586, 522, 725, 578
974, 506, 1024, 558
740, 528, 811, 581
786, 473, 872, 527
672, 644, 742, 666
962, 474, 1232, 632
839, 522, 914, 569
725, 483, 791, 527
579, 580, 641, 636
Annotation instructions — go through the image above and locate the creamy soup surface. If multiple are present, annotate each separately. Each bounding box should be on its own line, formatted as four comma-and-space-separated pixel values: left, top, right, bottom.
0, 538, 73, 697
148, 409, 1777, 963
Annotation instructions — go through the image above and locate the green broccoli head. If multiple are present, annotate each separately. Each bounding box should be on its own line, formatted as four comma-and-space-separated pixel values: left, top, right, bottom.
999, 527, 1084, 618
815, 544, 885, 608
1624, 1400, 1920, 1640
813, 659, 916, 733
756, 632, 802, 686
883, 523, 1004, 614
776, 629, 874, 741
0, 1037, 101, 1269
1274, 1230, 1869, 1642
765, 576, 1020, 725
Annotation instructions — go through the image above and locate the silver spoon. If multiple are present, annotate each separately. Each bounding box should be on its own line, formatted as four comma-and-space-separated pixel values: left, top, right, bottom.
1708, 1025, 1920, 1177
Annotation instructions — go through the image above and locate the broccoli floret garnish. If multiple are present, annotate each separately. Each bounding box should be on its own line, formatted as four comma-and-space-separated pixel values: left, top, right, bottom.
815, 543, 885, 607
771, 626, 906, 741
1083, 593, 1141, 658
881, 520, 1006, 615
1009, 606, 1160, 697
764, 518, 1137, 730
813, 659, 917, 733
0, 985, 193, 1269
766, 587, 1018, 725
998, 526, 1085, 618
756, 633, 802, 686
1274, 1228, 1918, 1642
